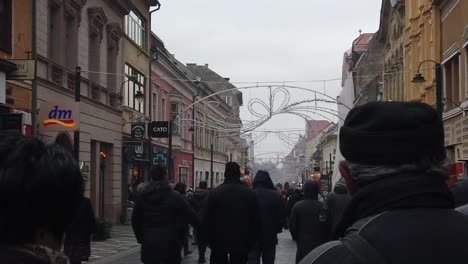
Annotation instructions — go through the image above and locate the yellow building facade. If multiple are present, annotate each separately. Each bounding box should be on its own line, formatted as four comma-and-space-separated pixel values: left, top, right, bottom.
404, 0, 442, 105
438, 0, 468, 162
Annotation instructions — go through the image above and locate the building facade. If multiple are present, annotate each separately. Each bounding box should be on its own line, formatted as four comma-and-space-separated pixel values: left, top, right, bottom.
404, 0, 441, 104
0, 0, 33, 136
150, 33, 196, 186
35, 0, 134, 223
438, 0, 468, 170
121, 0, 160, 211
377, 0, 405, 101
187, 64, 243, 188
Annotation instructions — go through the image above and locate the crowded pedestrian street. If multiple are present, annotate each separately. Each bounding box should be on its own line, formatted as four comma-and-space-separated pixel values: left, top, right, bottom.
2, 0, 468, 264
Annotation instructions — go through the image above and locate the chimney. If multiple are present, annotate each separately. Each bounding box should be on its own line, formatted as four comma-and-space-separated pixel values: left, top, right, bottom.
224, 77, 230, 81
186, 63, 196, 66
205, 64, 209, 67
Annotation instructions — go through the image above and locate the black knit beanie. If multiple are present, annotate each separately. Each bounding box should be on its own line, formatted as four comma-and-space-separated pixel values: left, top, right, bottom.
340, 101, 446, 165
224, 162, 241, 179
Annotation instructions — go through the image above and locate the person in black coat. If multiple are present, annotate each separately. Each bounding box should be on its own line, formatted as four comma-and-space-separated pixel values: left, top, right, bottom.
301, 102, 468, 264
175, 182, 193, 256
325, 177, 350, 239
64, 196, 96, 264
201, 162, 259, 264
247, 171, 285, 264
189, 181, 210, 263
131, 165, 199, 264
290, 180, 327, 263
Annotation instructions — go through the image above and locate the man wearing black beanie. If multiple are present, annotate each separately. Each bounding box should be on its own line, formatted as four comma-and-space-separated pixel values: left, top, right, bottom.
300, 101, 468, 264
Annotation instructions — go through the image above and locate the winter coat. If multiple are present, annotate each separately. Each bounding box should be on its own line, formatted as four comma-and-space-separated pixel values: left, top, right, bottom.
300, 173, 468, 264
189, 188, 210, 216
451, 179, 468, 207
201, 177, 259, 254
0, 244, 70, 264
326, 178, 350, 238
252, 172, 286, 247
287, 190, 303, 217
64, 197, 96, 263
290, 182, 327, 263
131, 181, 199, 263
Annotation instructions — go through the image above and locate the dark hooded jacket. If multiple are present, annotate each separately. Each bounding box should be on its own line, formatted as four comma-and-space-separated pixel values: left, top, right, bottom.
189, 188, 210, 216
290, 181, 327, 263
131, 181, 199, 263
201, 176, 259, 254
252, 171, 285, 247
326, 177, 350, 238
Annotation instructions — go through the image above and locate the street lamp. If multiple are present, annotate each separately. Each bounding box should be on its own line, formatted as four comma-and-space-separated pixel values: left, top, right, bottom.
202, 100, 222, 188
135, 90, 144, 105
412, 60, 442, 117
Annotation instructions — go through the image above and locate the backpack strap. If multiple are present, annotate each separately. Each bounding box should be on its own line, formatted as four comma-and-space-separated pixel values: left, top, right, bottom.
341, 233, 386, 264
341, 213, 387, 264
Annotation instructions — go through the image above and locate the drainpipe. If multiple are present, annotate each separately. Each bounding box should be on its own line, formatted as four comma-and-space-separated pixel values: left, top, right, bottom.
31, 0, 37, 136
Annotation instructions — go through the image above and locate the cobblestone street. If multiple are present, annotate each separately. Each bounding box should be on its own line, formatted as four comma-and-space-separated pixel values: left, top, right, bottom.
88, 225, 296, 264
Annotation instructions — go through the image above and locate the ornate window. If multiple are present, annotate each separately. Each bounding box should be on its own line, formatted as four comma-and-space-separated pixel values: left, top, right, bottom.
124, 64, 145, 113
124, 11, 146, 49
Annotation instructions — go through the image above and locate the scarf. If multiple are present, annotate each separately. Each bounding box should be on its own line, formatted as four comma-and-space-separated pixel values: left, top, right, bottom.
333, 172, 454, 239
0, 244, 70, 264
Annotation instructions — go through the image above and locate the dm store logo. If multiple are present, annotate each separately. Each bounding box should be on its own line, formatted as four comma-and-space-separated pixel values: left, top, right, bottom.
43, 105, 76, 128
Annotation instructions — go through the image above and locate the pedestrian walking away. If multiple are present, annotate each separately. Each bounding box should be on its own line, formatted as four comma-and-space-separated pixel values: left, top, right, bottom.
247, 170, 285, 264
325, 177, 350, 240
64, 196, 97, 264
290, 180, 328, 263
0, 134, 84, 264
201, 162, 260, 264
189, 181, 210, 263
131, 165, 200, 264
175, 181, 193, 257
300, 101, 468, 264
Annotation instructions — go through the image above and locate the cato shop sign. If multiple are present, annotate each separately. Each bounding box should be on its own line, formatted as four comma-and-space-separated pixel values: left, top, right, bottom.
38, 102, 80, 132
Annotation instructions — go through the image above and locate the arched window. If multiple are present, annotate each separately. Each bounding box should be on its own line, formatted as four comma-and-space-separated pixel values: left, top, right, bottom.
205, 171, 209, 182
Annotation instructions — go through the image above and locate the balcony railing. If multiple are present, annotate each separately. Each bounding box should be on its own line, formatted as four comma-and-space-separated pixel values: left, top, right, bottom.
39, 56, 122, 111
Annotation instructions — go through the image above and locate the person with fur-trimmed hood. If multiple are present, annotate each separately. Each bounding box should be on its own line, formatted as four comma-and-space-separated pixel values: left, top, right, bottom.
301, 101, 468, 264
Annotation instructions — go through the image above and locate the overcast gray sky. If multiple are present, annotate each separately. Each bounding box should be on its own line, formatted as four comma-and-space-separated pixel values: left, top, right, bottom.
152, 0, 382, 161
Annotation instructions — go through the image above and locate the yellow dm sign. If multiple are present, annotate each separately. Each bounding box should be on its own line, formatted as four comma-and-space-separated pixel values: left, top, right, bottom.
38, 102, 80, 132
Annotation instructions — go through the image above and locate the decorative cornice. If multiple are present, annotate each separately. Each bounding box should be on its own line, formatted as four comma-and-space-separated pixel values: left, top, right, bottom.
106, 23, 123, 53
64, 0, 86, 23
442, 43, 460, 64
88, 7, 109, 41
107, 0, 131, 16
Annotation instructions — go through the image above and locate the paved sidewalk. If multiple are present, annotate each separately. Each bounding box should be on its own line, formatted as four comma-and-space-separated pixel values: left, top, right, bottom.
86, 225, 139, 264
182, 231, 296, 264
89, 228, 297, 264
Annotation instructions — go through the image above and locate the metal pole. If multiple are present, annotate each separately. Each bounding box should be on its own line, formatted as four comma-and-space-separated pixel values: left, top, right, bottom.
435, 63, 443, 118
168, 120, 173, 182
192, 95, 196, 189
210, 143, 214, 189
73, 66, 81, 162
31, 0, 37, 136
